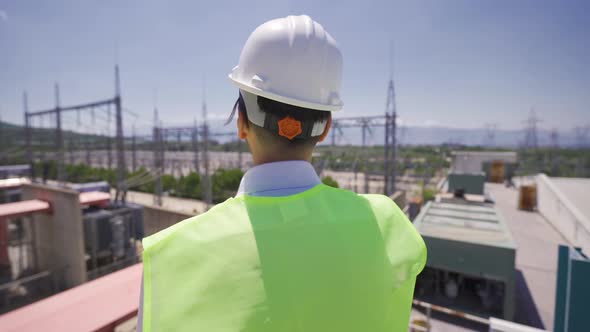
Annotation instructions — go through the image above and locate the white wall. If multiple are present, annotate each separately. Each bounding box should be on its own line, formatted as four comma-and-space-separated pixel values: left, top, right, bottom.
536, 174, 590, 255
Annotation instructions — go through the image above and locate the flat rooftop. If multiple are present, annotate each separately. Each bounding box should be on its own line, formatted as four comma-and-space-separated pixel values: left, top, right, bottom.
451, 151, 517, 158
414, 200, 516, 249
117, 189, 207, 215
487, 183, 571, 330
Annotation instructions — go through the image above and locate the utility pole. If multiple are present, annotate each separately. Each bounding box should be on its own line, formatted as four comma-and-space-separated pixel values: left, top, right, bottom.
107, 135, 112, 170
384, 79, 397, 196
24, 92, 34, 180
192, 118, 200, 174
550, 128, 559, 148
202, 84, 212, 208
364, 161, 370, 194
86, 137, 91, 166
331, 122, 338, 147
484, 123, 498, 147
153, 107, 162, 206
383, 43, 398, 196
574, 125, 590, 148
353, 159, 358, 193
361, 119, 371, 194
176, 130, 182, 177
523, 108, 541, 150
55, 83, 65, 184
361, 121, 367, 147
114, 65, 127, 202
69, 138, 75, 165
131, 125, 137, 172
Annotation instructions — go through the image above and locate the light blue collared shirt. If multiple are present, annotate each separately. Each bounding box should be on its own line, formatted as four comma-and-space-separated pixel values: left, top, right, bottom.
237, 160, 321, 197
137, 160, 320, 331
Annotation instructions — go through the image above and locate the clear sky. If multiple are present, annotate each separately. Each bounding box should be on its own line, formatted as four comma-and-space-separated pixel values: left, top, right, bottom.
0, 0, 588, 134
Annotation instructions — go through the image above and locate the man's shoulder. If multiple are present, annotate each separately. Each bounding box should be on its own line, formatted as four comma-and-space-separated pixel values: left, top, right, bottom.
358, 193, 403, 217
142, 198, 246, 253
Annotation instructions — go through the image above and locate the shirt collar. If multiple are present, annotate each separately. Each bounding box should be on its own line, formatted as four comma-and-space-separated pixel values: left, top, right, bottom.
236, 160, 321, 197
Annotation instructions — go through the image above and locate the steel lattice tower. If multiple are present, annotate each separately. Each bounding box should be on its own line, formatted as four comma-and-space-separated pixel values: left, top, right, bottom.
384, 77, 397, 196
201, 84, 213, 209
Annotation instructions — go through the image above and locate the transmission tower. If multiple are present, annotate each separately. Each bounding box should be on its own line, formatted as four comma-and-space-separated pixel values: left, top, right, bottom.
523, 108, 542, 150
153, 106, 163, 206
54, 83, 65, 184
201, 83, 213, 209
484, 123, 498, 147
114, 65, 126, 202
192, 118, 200, 174
383, 72, 397, 196
574, 125, 590, 148
550, 128, 559, 148
131, 125, 137, 172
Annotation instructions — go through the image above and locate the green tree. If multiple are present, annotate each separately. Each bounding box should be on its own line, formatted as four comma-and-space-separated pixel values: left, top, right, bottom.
178, 172, 202, 199
321, 176, 339, 188
212, 168, 244, 203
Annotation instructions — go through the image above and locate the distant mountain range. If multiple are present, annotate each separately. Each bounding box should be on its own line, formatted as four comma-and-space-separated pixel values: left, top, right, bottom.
205, 120, 580, 147
0, 120, 581, 148
393, 126, 578, 147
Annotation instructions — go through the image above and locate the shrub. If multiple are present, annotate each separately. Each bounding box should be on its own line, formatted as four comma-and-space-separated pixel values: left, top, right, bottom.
321, 176, 339, 188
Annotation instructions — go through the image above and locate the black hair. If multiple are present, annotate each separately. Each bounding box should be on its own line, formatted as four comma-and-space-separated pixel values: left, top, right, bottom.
237, 93, 330, 145
256, 96, 331, 124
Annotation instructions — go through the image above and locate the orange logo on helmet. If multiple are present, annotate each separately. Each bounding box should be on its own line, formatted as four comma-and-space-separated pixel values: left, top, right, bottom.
278, 116, 302, 140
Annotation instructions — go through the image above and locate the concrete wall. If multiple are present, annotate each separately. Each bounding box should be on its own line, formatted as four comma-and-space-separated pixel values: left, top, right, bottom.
142, 205, 193, 237
536, 174, 590, 254
22, 183, 87, 291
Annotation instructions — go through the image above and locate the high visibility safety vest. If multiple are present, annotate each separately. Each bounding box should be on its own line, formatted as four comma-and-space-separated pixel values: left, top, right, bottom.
142, 184, 426, 332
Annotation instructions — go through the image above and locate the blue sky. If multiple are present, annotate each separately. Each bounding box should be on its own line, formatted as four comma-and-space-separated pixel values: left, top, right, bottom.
0, 0, 588, 135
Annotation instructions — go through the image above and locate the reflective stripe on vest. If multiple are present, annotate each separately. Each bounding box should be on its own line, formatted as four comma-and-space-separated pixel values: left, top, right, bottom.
142, 184, 426, 332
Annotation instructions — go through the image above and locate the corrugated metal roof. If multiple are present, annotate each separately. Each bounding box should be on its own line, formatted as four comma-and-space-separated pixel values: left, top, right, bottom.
414, 200, 516, 249
0, 264, 142, 332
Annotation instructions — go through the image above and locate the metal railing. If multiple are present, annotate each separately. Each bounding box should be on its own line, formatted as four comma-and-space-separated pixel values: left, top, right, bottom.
411, 299, 548, 332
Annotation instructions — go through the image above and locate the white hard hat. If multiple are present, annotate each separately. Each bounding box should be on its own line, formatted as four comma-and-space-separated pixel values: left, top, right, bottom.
229, 15, 343, 112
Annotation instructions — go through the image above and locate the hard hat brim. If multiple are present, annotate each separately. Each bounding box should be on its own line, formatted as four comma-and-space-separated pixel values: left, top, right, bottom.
228, 74, 343, 112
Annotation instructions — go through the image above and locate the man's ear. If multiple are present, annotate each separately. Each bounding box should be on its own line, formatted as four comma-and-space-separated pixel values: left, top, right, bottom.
237, 111, 249, 140
318, 116, 332, 142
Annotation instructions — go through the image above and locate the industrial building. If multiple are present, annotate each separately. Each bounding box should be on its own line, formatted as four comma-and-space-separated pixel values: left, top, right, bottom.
0, 148, 589, 332
451, 151, 518, 183
410, 151, 590, 331
0, 181, 141, 313
0, 161, 194, 331
414, 176, 517, 320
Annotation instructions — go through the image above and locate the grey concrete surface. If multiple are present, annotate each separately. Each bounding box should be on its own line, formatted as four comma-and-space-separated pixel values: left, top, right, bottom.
487, 183, 571, 330
22, 183, 87, 290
